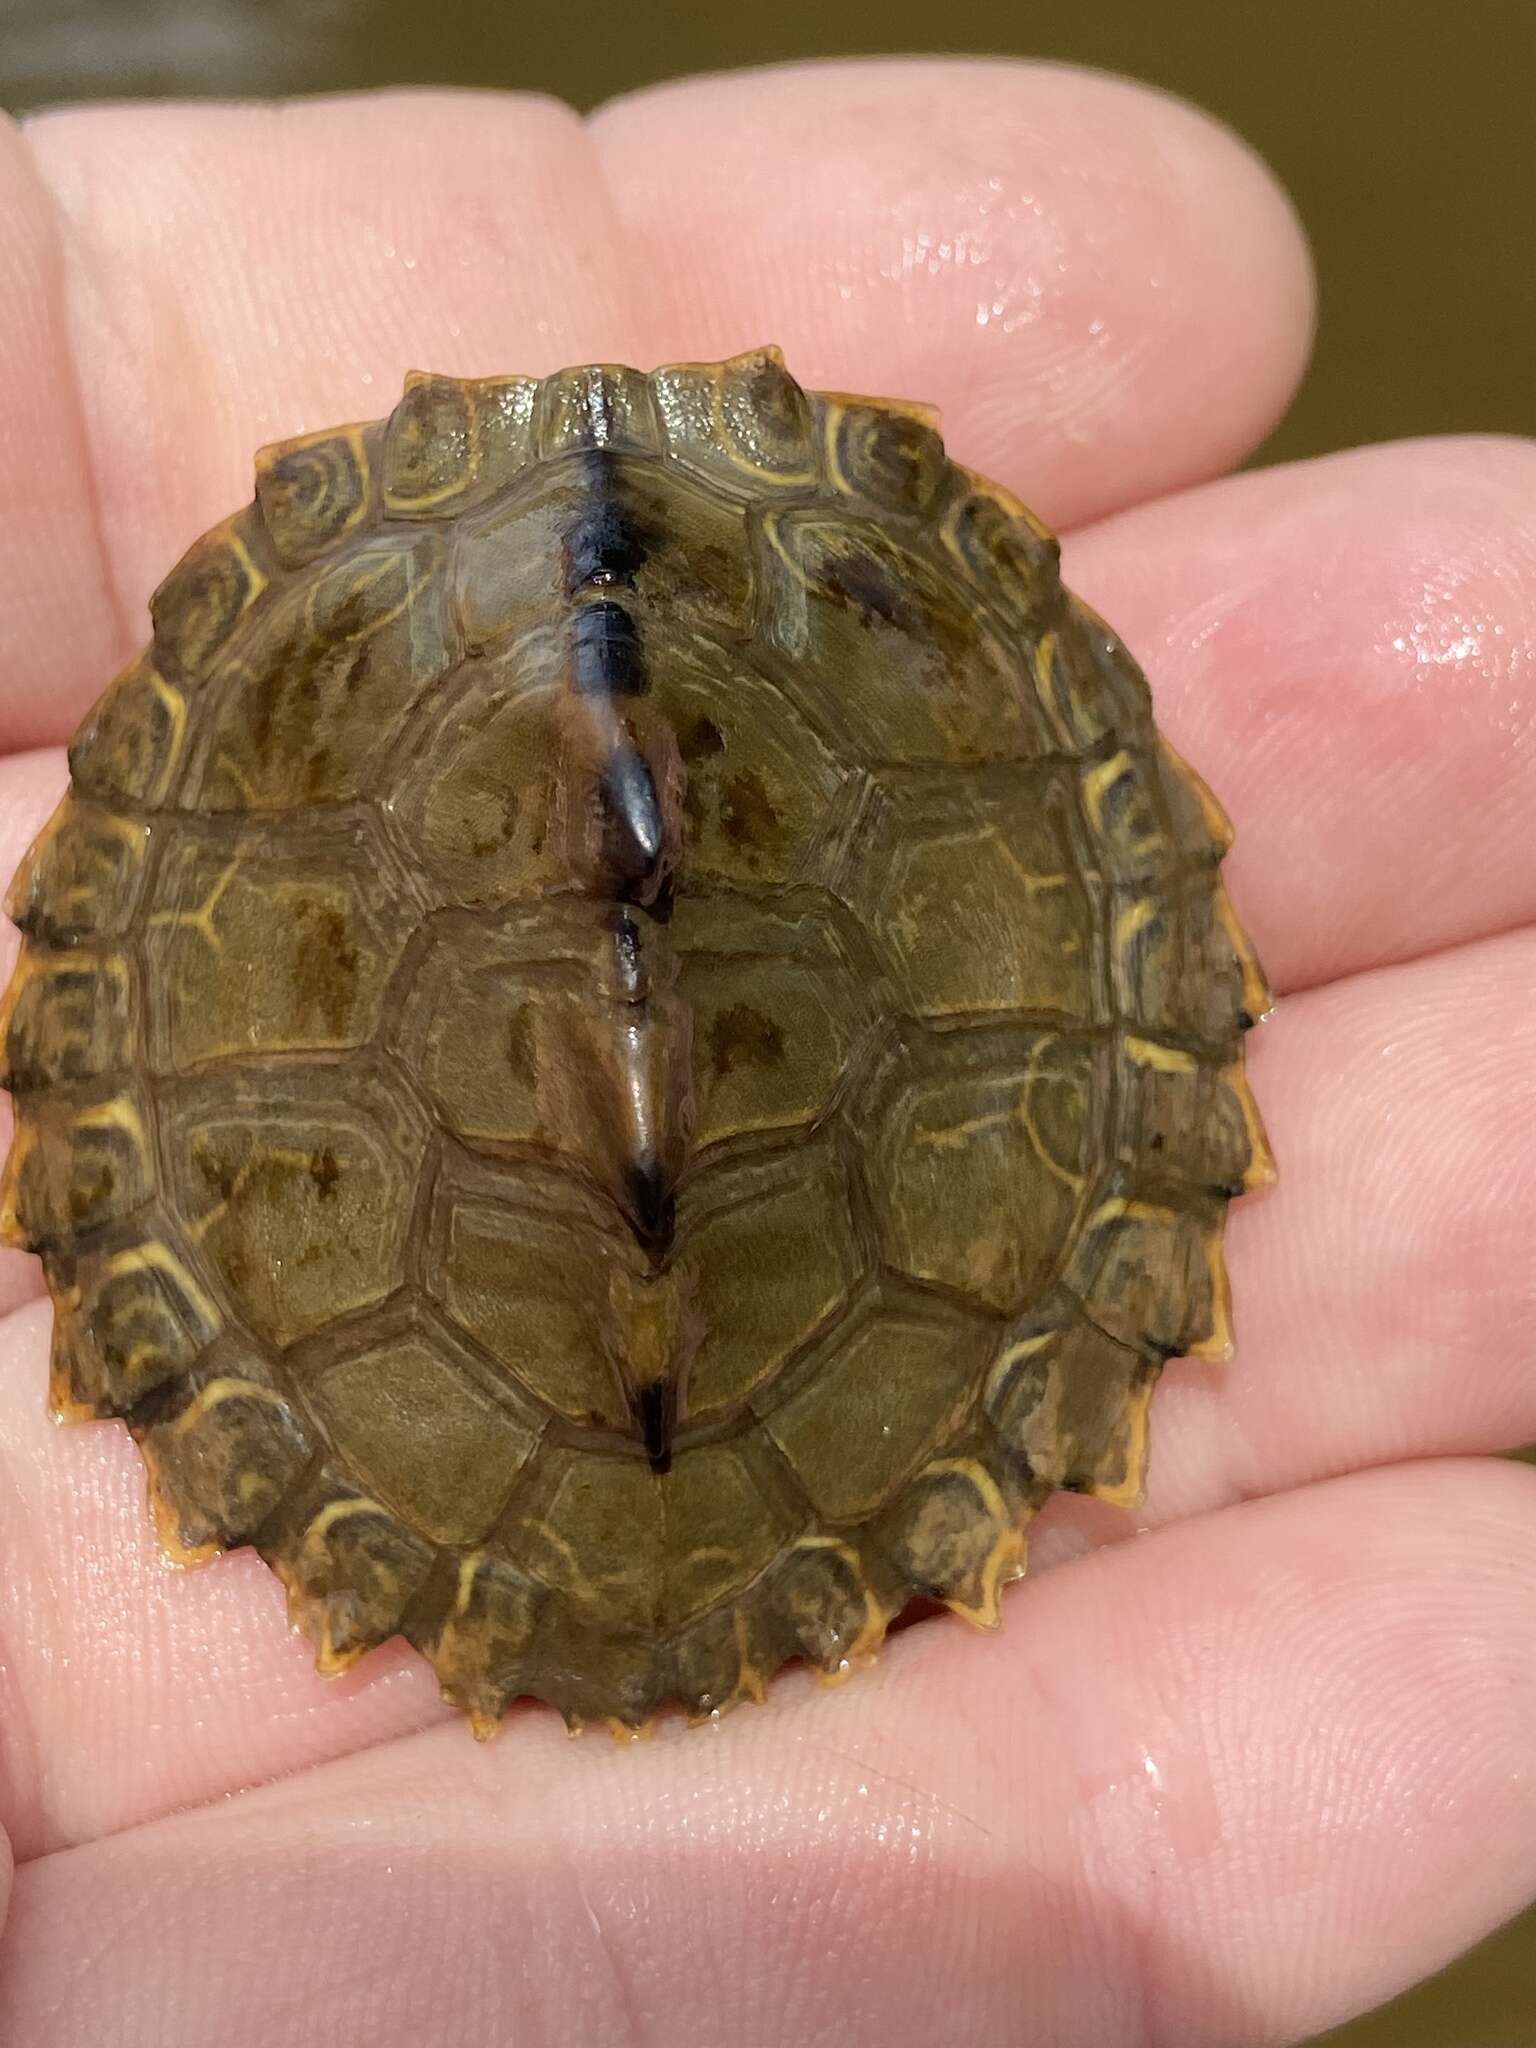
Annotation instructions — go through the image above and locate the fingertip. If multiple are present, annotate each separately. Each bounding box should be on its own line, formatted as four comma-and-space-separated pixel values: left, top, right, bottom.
590, 56, 1317, 524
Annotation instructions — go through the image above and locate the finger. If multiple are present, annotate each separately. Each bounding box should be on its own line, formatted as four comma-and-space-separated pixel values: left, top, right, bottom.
590, 59, 1313, 527
0, 748, 66, 1315
0, 123, 124, 737
1063, 432, 1536, 993
0, 1298, 444, 1860
1144, 923, 1536, 1525
1, 64, 1311, 745
2, 1460, 1532, 2048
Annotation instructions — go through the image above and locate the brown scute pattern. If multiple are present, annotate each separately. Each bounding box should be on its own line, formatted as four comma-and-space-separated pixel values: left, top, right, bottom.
137, 1364, 315, 1560
183, 533, 452, 810
383, 370, 540, 516
263, 1475, 438, 1674
47, 1225, 220, 1417
69, 654, 187, 806
941, 472, 1061, 634
984, 1313, 1154, 1497
819, 394, 949, 516
255, 424, 372, 567
149, 513, 268, 683
535, 364, 663, 460
5, 800, 149, 942
0, 948, 134, 1091
0, 349, 1272, 1732
1, 1090, 154, 1250
652, 348, 817, 490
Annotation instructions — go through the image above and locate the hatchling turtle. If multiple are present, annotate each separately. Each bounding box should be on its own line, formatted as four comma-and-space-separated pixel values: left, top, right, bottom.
0, 346, 1273, 1736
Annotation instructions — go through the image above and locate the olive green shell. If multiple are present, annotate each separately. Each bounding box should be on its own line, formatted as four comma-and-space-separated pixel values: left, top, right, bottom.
0, 347, 1272, 1734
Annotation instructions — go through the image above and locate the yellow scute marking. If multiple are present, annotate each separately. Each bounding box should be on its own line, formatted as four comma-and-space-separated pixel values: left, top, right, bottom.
1080, 750, 1133, 833
167, 1375, 285, 1437
1090, 1379, 1153, 1509
1123, 1035, 1198, 1074
106, 1241, 220, 1327
1114, 899, 1157, 950
304, 1495, 389, 1546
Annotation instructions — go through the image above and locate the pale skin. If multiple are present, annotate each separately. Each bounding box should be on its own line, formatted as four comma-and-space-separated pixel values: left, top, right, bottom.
0, 56, 1531, 2048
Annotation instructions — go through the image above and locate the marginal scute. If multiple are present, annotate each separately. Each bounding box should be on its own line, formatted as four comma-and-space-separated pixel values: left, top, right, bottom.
984, 1314, 1152, 1497
652, 347, 818, 490
421, 1551, 544, 1729
1063, 1195, 1229, 1360
137, 1362, 313, 1558
1125, 1039, 1257, 1195
820, 395, 949, 514
875, 1454, 1030, 1626
672, 1601, 766, 1719
263, 1475, 436, 1673
0, 947, 134, 1091
941, 474, 1061, 629
383, 370, 539, 513
1080, 748, 1179, 882
68, 654, 186, 807
535, 364, 663, 459
45, 1289, 101, 1423
0, 1091, 153, 1249
1157, 738, 1235, 857
1112, 874, 1270, 1046
62, 1232, 220, 1413
4, 800, 149, 941
1031, 603, 1153, 753
149, 515, 267, 682
255, 424, 371, 566
769, 1537, 888, 1677
1225, 1060, 1278, 1191
1, 349, 1272, 1731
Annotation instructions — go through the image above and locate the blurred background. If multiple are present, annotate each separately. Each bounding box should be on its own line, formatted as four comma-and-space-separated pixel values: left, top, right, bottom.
3, 1, 1532, 2040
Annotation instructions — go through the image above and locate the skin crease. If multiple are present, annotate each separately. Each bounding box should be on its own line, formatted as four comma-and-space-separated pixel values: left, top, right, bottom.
0, 54, 1531, 2048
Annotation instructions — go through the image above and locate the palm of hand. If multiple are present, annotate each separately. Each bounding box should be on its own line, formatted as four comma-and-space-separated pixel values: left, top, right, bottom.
0, 60, 1530, 2048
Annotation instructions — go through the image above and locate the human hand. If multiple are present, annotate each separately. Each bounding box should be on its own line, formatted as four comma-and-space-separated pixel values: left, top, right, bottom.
0, 59, 1531, 2047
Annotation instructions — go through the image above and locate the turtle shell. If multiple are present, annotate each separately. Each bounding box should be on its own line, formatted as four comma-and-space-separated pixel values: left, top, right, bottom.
0, 347, 1273, 1735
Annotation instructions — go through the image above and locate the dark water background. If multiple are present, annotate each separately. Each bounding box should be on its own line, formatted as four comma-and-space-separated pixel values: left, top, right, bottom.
2, 1, 1533, 2040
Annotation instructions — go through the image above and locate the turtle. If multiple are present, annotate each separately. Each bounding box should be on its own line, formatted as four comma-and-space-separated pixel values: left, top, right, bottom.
0, 346, 1273, 1737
